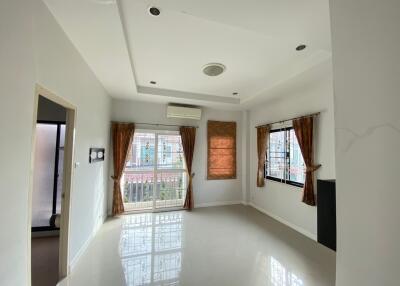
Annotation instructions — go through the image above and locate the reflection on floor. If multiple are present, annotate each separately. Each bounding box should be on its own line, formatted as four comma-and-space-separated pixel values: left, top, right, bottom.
31, 236, 59, 286
59, 205, 336, 286
120, 212, 183, 285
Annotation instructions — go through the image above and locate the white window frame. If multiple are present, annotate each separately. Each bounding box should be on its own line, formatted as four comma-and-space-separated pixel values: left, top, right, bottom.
123, 129, 187, 212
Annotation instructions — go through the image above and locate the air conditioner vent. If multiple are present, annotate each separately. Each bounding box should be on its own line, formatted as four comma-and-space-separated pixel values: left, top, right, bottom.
166, 104, 202, 120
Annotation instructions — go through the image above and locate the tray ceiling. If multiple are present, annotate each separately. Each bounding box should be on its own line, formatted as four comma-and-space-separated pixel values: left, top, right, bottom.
43, 0, 332, 109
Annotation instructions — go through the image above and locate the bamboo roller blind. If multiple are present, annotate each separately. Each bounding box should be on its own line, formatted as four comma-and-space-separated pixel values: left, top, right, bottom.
207, 120, 237, 180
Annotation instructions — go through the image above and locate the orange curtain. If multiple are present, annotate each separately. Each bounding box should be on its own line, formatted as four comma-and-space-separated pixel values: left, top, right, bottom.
293, 117, 320, 206
180, 127, 196, 210
111, 122, 135, 216
207, 121, 237, 180
256, 125, 270, 187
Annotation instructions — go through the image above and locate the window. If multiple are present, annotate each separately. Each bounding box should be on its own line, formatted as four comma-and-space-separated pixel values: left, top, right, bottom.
265, 127, 305, 187
207, 120, 237, 180
122, 131, 187, 211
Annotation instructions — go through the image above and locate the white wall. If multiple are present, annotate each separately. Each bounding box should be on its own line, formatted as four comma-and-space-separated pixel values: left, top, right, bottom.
248, 75, 336, 239
33, 0, 111, 263
241, 110, 251, 203
0, 1, 36, 285
111, 99, 243, 211
0, 0, 111, 284
330, 1, 400, 285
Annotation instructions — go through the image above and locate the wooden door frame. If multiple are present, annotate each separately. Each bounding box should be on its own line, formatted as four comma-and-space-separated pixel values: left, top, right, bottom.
28, 84, 76, 284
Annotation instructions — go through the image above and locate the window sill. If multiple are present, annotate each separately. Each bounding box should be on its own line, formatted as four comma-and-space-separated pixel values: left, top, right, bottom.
265, 176, 304, 188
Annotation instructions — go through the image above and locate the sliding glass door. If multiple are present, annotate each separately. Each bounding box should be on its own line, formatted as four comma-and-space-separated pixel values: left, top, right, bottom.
122, 130, 187, 212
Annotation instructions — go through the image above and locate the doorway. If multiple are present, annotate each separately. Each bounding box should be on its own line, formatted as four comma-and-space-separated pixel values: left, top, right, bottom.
30, 85, 76, 285
31, 119, 65, 286
32, 121, 65, 232
122, 130, 187, 212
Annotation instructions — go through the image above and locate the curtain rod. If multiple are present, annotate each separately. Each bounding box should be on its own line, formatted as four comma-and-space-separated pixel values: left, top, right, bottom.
255, 112, 320, 129
112, 121, 199, 128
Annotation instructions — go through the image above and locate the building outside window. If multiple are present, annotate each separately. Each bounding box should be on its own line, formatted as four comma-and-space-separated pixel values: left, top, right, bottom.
265, 127, 305, 187
122, 131, 187, 211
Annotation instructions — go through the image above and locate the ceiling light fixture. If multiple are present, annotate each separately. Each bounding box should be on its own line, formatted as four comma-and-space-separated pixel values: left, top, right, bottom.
232, 92, 239, 96
202, 63, 226, 77
150, 81, 157, 85
296, 44, 307, 51
148, 6, 161, 16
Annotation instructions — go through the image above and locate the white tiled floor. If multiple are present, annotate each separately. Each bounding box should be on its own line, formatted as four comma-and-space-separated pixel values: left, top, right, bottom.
59, 205, 335, 286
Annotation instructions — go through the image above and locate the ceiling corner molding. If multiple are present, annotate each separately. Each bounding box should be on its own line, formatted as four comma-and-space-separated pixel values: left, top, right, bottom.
137, 86, 240, 104
115, 0, 139, 93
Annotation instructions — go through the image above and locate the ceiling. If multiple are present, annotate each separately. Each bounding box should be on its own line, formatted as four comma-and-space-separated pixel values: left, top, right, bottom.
43, 0, 332, 109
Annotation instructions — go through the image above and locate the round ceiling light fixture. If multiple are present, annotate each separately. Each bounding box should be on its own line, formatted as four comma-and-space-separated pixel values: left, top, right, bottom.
202, 63, 226, 77
150, 81, 157, 85
296, 44, 307, 51
232, 92, 239, 96
148, 6, 161, 16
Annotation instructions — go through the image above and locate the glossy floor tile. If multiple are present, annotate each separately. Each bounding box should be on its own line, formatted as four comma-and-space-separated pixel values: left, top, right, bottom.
59, 205, 335, 286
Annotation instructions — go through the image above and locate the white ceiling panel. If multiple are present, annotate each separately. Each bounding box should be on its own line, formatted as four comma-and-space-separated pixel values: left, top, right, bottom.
43, 0, 137, 98
42, 0, 332, 107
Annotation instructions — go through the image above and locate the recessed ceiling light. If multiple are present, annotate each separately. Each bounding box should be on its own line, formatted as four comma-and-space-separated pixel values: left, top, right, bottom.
148, 6, 161, 16
296, 44, 307, 51
150, 81, 157, 85
202, 63, 226, 77
232, 92, 239, 96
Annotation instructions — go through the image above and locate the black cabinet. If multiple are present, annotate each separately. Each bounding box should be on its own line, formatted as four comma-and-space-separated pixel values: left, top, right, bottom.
317, 179, 336, 251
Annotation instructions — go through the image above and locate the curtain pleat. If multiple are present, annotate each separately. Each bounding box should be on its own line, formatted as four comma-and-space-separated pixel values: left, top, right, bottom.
293, 117, 320, 206
111, 122, 135, 216
256, 125, 270, 187
180, 127, 196, 210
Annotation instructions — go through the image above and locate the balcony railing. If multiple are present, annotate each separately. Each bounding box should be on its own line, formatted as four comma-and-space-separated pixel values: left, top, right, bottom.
122, 171, 186, 211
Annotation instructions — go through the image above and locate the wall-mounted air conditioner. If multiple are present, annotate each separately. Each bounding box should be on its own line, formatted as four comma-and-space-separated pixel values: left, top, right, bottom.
166, 104, 202, 120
